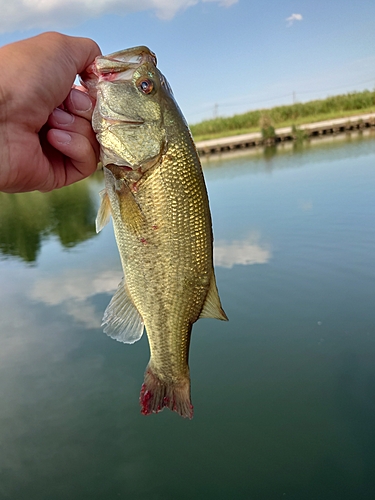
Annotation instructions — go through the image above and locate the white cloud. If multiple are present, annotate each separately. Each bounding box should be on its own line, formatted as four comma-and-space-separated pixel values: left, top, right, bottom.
286, 13, 303, 27
214, 233, 271, 268
204, 0, 238, 6
0, 0, 237, 33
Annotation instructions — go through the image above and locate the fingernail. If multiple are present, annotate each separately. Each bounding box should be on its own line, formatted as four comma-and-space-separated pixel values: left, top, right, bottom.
52, 130, 72, 145
70, 88, 92, 112
52, 108, 74, 125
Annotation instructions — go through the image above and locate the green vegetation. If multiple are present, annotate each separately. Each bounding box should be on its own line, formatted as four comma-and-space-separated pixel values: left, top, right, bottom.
190, 89, 375, 141
0, 181, 97, 262
291, 124, 308, 142
259, 114, 276, 141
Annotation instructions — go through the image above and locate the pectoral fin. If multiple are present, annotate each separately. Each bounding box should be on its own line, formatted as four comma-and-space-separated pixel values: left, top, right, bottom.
103, 166, 146, 235
96, 189, 112, 233
102, 279, 144, 344
199, 273, 228, 321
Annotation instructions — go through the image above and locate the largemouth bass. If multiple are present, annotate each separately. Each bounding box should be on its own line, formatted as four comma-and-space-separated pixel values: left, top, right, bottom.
82, 47, 227, 418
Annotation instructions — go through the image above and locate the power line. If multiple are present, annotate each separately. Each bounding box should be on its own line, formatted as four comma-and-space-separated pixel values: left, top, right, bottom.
188, 77, 375, 118
297, 77, 375, 95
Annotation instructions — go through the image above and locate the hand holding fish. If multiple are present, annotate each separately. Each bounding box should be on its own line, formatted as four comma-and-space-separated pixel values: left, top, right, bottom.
0, 32, 101, 193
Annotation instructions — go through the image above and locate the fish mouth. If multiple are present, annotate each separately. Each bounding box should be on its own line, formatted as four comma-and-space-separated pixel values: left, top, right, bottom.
81, 46, 157, 89
98, 46, 157, 68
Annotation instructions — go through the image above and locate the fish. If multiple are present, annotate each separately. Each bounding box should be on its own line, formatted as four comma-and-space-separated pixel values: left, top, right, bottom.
82, 46, 228, 419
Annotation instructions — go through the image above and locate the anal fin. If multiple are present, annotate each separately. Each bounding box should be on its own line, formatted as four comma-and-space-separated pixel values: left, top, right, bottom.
102, 278, 144, 344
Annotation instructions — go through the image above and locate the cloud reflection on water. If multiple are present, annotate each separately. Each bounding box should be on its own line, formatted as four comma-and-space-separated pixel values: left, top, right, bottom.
214, 232, 271, 268
30, 269, 120, 329
25, 233, 271, 329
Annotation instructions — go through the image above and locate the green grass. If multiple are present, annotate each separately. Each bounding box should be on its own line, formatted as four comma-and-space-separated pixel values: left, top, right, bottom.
190, 89, 375, 142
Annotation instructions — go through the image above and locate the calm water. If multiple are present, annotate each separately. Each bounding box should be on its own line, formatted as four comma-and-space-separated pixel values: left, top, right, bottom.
0, 133, 375, 499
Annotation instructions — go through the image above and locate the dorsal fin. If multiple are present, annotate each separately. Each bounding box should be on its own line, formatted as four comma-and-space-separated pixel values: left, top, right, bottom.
199, 273, 228, 321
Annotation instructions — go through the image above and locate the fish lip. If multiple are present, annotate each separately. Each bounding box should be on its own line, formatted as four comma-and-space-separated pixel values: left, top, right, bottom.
119, 119, 144, 125
91, 48, 156, 78
102, 46, 157, 66
106, 117, 145, 126
98, 100, 145, 126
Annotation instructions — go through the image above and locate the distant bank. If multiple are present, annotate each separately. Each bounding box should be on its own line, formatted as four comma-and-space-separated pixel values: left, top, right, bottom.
190, 89, 375, 145
195, 112, 375, 157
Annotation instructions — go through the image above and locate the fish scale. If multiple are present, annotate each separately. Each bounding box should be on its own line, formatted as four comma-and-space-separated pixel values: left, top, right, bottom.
83, 46, 227, 418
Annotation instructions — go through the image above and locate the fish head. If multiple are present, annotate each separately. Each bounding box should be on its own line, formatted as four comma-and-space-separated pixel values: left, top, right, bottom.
81, 46, 168, 175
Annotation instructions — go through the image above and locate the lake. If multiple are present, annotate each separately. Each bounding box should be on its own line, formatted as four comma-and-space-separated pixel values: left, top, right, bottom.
0, 132, 375, 499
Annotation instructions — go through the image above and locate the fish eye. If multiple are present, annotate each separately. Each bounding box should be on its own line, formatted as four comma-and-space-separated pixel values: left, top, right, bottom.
138, 79, 154, 95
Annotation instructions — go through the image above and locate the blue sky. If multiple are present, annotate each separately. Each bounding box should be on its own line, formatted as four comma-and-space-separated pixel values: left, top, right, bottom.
1, 0, 375, 123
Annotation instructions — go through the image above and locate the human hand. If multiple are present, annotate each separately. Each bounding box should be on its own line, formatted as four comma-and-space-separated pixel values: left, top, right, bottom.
0, 32, 101, 193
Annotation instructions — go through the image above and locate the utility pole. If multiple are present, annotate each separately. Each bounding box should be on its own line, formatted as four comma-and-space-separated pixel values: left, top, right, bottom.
213, 103, 218, 119
293, 91, 296, 104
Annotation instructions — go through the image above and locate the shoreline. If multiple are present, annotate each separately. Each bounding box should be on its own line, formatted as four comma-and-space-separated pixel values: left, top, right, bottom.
195, 112, 375, 157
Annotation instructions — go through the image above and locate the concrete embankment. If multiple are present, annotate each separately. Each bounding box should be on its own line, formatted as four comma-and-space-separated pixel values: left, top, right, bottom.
195, 112, 375, 157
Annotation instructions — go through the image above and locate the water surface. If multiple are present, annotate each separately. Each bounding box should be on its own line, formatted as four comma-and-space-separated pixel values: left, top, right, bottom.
0, 133, 375, 499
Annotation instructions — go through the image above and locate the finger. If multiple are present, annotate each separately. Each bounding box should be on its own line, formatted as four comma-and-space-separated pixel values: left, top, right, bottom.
48, 108, 99, 157
46, 129, 99, 183
65, 88, 95, 121
72, 84, 88, 92
2, 34, 101, 117
63, 35, 101, 75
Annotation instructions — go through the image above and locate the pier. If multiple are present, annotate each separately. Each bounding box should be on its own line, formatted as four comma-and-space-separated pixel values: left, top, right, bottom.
195, 112, 375, 156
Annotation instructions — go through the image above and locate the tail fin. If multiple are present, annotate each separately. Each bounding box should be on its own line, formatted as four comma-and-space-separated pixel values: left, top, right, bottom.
139, 366, 193, 419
